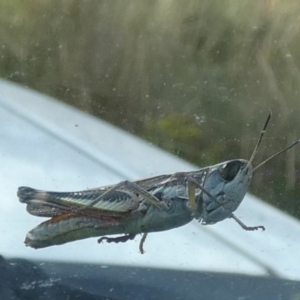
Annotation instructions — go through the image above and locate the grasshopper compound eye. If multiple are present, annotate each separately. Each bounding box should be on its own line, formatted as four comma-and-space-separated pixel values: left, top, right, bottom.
218, 161, 243, 182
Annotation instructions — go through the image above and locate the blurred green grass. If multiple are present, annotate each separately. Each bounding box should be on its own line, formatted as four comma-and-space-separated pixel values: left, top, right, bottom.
0, 0, 300, 218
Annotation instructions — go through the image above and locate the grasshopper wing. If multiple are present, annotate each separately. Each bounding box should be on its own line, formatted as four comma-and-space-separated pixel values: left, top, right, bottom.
18, 186, 140, 217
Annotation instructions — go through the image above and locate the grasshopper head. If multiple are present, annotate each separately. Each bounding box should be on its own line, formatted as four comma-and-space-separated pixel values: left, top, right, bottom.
201, 159, 252, 224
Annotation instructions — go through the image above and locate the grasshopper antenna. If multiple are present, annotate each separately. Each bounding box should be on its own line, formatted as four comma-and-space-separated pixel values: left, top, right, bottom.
253, 139, 300, 172
248, 111, 272, 167
248, 112, 300, 171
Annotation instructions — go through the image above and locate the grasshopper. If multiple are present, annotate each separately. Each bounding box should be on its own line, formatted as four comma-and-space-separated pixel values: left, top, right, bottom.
18, 113, 299, 253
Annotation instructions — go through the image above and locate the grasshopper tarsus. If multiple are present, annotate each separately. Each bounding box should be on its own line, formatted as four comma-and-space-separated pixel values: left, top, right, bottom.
243, 225, 265, 231
97, 234, 136, 244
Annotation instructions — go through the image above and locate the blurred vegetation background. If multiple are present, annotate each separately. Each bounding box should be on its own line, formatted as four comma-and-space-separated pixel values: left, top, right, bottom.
0, 0, 300, 218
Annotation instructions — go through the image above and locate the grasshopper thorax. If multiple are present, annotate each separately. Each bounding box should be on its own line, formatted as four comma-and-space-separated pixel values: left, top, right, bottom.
201, 159, 252, 224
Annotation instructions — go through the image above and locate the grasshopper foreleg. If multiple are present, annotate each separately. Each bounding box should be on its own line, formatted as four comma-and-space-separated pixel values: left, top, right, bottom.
183, 176, 265, 231
231, 213, 265, 231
